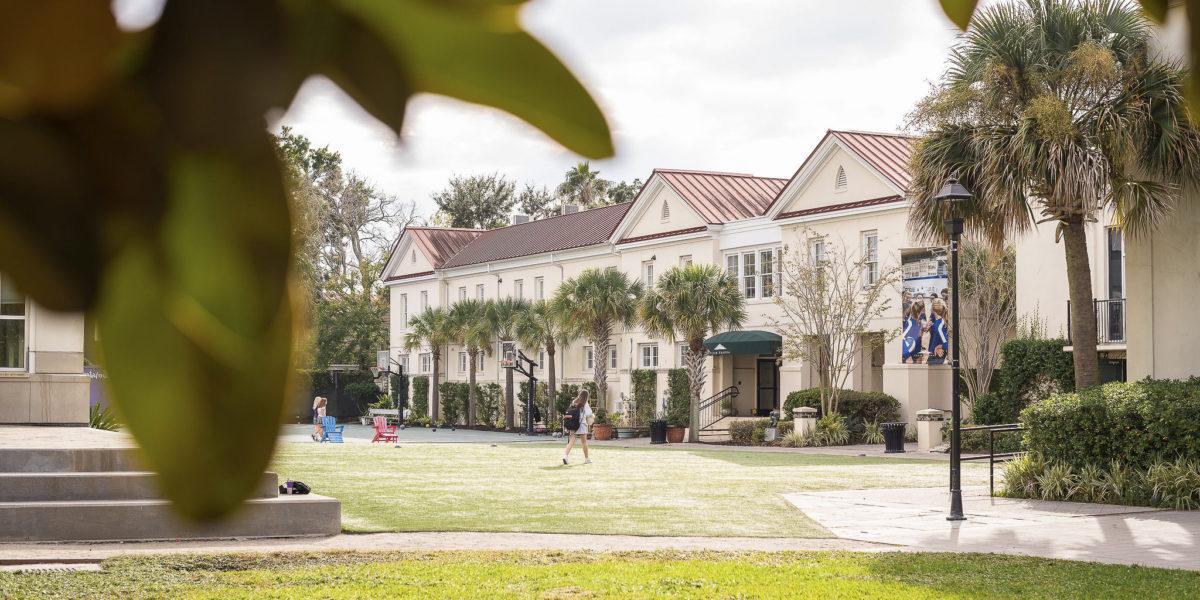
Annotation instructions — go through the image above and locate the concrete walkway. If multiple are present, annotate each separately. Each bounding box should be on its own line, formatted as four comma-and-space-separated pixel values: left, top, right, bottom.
0, 532, 889, 563
786, 486, 1200, 571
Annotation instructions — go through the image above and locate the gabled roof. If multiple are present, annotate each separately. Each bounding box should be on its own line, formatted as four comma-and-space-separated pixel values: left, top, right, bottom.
828, 130, 915, 191
655, 169, 788, 223
439, 202, 633, 269
407, 227, 482, 268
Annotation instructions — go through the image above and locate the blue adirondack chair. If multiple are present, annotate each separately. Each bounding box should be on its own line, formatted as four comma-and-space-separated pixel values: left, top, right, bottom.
320, 416, 345, 443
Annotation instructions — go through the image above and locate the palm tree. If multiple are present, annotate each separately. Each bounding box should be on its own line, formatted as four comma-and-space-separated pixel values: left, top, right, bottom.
403, 307, 454, 423
907, 0, 1200, 390
552, 268, 643, 410
448, 299, 493, 427
515, 299, 576, 423
640, 264, 746, 442
557, 161, 610, 208
486, 297, 530, 429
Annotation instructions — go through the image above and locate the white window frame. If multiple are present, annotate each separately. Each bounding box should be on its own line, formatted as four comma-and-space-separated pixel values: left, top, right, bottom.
0, 275, 27, 372
809, 238, 827, 266
514, 279, 524, 299
534, 276, 545, 300
476, 284, 485, 300
639, 343, 659, 368
458, 286, 467, 301
420, 290, 428, 312
862, 230, 879, 286
610, 346, 618, 369
459, 351, 468, 373
419, 353, 432, 374
584, 346, 594, 370
643, 260, 655, 288
400, 293, 408, 326
676, 343, 689, 367
724, 246, 781, 300
679, 255, 693, 267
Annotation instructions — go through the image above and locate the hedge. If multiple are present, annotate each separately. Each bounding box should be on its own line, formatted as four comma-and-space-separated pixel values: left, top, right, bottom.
973, 337, 1074, 424
1021, 378, 1200, 469
666, 369, 690, 428
438, 382, 469, 425
343, 381, 381, 417
783, 388, 901, 424
411, 376, 429, 418
478, 383, 502, 427
630, 369, 657, 426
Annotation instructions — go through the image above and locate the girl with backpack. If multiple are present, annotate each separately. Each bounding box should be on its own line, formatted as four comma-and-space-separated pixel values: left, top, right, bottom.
561, 389, 593, 465
311, 396, 327, 442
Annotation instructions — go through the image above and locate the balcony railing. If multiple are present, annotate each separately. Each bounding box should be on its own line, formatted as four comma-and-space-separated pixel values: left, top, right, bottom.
1067, 298, 1125, 345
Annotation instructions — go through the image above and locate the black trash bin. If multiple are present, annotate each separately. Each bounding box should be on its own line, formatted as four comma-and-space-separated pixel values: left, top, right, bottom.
880, 422, 907, 453
649, 419, 668, 445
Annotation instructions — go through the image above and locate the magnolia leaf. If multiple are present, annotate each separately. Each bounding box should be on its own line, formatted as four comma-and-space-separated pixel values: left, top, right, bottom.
98, 144, 295, 521
318, 19, 412, 135
939, 0, 980, 30
1139, 0, 1169, 22
330, 0, 613, 158
0, 0, 122, 115
0, 118, 105, 310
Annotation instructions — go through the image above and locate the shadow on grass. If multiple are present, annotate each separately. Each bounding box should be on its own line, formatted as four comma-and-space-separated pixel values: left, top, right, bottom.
687, 450, 930, 468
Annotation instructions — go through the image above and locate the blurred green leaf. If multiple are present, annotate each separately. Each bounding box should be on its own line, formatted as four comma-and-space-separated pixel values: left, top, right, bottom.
331, 0, 613, 158
0, 0, 122, 115
98, 143, 295, 521
939, 0, 979, 29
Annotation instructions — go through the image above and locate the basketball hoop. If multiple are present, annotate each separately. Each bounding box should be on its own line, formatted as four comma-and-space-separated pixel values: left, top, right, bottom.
500, 350, 517, 369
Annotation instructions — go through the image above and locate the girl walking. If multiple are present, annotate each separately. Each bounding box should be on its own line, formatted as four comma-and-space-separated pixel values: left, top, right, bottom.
311, 396, 328, 442
561, 389, 593, 465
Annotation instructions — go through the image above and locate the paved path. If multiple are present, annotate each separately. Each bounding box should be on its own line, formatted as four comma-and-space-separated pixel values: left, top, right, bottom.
786, 486, 1200, 571
0, 532, 889, 563
279, 424, 552, 444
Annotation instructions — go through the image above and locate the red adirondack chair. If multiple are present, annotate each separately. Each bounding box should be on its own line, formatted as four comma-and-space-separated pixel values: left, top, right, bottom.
371, 416, 398, 443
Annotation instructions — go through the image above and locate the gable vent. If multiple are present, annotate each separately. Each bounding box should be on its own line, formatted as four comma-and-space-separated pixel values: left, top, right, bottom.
834, 166, 847, 191
661, 201, 670, 220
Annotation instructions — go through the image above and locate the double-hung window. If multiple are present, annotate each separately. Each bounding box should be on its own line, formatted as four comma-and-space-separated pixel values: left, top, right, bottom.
643, 261, 655, 288
419, 353, 432, 373
475, 284, 485, 300
0, 274, 26, 370
458, 286, 467, 301
584, 346, 594, 370
420, 290, 428, 312
400, 293, 408, 326
639, 343, 659, 368
534, 277, 545, 300
862, 230, 879, 286
514, 279, 524, 299
459, 352, 468, 373
679, 255, 693, 267
725, 247, 781, 300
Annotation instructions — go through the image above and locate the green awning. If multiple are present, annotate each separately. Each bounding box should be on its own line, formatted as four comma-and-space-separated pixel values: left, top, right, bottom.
703, 330, 782, 355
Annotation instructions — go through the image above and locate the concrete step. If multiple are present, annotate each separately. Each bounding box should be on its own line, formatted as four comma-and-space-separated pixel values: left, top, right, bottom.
0, 448, 144, 473
0, 495, 341, 542
0, 471, 280, 502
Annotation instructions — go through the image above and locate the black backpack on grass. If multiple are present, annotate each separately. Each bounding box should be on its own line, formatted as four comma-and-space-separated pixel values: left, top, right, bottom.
563, 405, 582, 433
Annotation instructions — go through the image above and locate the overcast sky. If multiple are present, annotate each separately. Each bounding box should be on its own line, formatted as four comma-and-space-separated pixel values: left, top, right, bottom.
274, 1, 968, 221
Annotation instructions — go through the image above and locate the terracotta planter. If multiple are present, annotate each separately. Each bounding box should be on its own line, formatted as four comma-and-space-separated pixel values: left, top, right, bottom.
592, 423, 614, 441
666, 426, 685, 444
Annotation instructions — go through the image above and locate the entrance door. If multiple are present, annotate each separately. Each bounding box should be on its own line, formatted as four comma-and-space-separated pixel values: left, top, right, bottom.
756, 359, 778, 416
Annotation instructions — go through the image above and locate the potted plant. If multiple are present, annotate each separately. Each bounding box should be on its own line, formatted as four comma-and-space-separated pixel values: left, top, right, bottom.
591, 407, 614, 441
615, 410, 639, 439
665, 411, 687, 443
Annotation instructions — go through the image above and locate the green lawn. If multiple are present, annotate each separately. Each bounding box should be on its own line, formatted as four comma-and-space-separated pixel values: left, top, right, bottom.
271, 443, 988, 537
3, 551, 1196, 599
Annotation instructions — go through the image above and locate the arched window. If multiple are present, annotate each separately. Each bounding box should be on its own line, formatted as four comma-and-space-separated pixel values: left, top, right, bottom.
834, 166, 847, 192
661, 201, 670, 221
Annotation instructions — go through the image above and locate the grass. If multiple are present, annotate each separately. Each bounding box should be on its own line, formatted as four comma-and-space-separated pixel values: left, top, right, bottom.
3, 550, 1197, 599
271, 442, 987, 537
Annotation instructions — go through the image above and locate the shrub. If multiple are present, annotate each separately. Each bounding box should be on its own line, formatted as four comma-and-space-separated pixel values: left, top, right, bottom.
729, 418, 771, 445
343, 381, 382, 416
973, 337, 1074, 424
862, 420, 884, 445
411, 376, 429, 418
519, 381, 551, 426
90, 404, 119, 431
438, 382, 468, 425
556, 384, 578, 417
812, 413, 850, 446
784, 389, 900, 423
477, 383, 502, 427
630, 369, 657, 426
1144, 458, 1200, 510
1021, 378, 1200, 469
1002, 453, 1200, 510
781, 430, 809, 448
665, 369, 690, 428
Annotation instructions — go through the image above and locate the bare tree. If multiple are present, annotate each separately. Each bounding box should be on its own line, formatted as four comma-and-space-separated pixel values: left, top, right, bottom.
772, 232, 901, 415
959, 241, 1016, 408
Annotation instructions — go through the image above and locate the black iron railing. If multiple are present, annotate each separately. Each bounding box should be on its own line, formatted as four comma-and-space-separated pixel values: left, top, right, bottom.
698, 386, 739, 433
1067, 298, 1125, 345
960, 423, 1025, 495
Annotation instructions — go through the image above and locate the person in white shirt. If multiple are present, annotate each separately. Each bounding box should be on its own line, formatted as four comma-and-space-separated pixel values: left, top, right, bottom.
311, 396, 328, 442
562, 389, 593, 465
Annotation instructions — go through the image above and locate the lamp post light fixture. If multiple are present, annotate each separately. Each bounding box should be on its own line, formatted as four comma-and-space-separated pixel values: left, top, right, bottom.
935, 176, 971, 522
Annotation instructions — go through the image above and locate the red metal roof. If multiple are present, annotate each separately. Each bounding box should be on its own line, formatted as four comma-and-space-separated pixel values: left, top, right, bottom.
617, 225, 708, 245
384, 270, 435, 282
830, 130, 915, 191
655, 169, 788, 223
439, 202, 633, 269
775, 195, 905, 220
407, 227, 483, 268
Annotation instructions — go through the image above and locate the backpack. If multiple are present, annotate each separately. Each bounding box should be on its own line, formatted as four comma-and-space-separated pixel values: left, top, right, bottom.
563, 405, 582, 432
279, 480, 311, 495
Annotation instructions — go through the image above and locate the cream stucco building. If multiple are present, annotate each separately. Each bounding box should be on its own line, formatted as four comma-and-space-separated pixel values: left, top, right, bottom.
0, 274, 90, 425
384, 130, 962, 425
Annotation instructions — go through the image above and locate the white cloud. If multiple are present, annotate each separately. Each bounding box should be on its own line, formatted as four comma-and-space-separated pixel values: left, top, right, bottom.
277, 0, 966, 221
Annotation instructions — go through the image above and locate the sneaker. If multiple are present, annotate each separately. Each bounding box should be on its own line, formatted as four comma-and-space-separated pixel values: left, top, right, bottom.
562, 457, 568, 465
584, 459, 593, 464
311, 433, 319, 442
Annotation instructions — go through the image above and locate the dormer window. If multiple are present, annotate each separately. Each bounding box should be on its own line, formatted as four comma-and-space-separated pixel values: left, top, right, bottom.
661, 201, 670, 221
834, 166, 847, 192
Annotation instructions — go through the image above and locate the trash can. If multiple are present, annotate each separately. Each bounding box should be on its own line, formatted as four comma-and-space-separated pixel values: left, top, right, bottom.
649, 419, 668, 445
881, 422, 906, 453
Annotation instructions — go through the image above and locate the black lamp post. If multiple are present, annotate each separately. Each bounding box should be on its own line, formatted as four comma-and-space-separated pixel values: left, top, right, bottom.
935, 176, 971, 522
